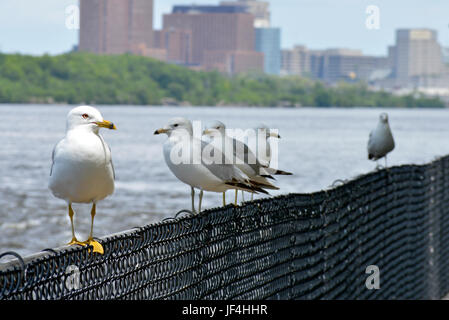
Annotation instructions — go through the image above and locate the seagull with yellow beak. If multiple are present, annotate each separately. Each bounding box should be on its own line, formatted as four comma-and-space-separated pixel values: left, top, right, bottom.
49, 106, 116, 254
154, 117, 270, 213
203, 120, 279, 205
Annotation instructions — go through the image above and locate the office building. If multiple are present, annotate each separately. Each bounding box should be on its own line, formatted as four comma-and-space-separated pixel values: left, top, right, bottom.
255, 27, 281, 75
153, 29, 193, 64
79, 0, 154, 55
163, 5, 263, 74
392, 29, 443, 80
281, 46, 310, 76
220, 0, 270, 27
443, 47, 449, 65
281, 47, 388, 82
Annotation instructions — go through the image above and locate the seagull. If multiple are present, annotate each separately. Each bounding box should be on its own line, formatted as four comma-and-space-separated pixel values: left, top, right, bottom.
49, 106, 116, 254
203, 120, 279, 205
154, 118, 269, 213
367, 112, 395, 168
252, 123, 293, 176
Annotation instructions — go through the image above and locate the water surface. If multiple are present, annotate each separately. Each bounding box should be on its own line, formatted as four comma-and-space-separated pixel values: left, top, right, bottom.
1, 105, 448, 256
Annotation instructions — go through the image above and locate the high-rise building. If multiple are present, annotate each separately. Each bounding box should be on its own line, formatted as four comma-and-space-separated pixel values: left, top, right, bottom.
153, 29, 193, 65
282, 46, 389, 82
281, 46, 310, 76
392, 29, 443, 80
221, 1, 278, 74
443, 47, 449, 65
321, 51, 388, 82
255, 28, 281, 75
220, 0, 270, 28
79, 0, 154, 55
163, 5, 263, 74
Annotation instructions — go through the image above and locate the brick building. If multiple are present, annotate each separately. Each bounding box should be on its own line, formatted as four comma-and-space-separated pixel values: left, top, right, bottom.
163, 5, 263, 74
79, 0, 154, 55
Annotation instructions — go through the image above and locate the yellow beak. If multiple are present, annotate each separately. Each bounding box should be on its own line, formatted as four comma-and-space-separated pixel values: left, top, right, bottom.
154, 128, 169, 135
203, 129, 213, 135
270, 132, 281, 139
96, 120, 116, 130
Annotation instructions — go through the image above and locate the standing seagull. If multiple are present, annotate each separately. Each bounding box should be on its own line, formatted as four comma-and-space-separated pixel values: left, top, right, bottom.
49, 106, 116, 254
367, 112, 395, 168
154, 118, 269, 213
252, 123, 293, 176
203, 120, 279, 205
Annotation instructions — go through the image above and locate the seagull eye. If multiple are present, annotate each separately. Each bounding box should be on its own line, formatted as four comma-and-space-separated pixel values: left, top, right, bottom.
173, 124, 179, 128
82, 114, 89, 119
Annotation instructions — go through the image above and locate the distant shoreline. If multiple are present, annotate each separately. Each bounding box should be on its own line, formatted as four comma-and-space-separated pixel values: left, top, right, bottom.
0, 52, 446, 108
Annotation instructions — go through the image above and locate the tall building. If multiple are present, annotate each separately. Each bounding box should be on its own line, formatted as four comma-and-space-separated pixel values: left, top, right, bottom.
153, 28, 193, 64
220, 0, 270, 27
255, 28, 281, 75
79, 0, 154, 55
281, 46, 310, 76
443, 47, 449, 65
392, 29, 443, 80
321, 51, 388, 82
281, 46, 389, 82
221, 0, 278, 74
163, 5, 263, 74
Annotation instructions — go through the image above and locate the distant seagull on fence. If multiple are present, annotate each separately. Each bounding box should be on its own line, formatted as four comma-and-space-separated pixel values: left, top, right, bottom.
203, 120, 279, 205
154, 118, 269, 213
367, 112, 395, 168
49, 106, 117, 254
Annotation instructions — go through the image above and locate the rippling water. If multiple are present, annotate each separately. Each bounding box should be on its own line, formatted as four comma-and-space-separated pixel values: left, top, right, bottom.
1, 104, 449, 257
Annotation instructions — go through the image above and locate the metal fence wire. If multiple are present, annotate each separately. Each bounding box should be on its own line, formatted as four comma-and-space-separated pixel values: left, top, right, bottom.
1, 156, 449, 300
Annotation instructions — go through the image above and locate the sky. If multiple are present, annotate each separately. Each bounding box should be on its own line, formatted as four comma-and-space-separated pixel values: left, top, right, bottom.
0, 0, 448, 56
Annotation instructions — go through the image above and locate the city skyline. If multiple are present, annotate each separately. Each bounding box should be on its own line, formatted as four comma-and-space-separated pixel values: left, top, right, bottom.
0, 0, 448, 56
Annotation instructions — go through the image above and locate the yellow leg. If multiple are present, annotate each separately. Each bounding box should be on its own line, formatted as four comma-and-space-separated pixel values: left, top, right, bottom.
67, 203, 85, 247
198, 190, 204, 214
223, 192, 226, 207
191, 187, 196, 214
234, 189, 238, 206
83, 203, 104, 254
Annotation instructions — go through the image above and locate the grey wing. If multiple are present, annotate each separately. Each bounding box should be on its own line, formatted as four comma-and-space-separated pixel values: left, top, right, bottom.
50, 142, 59, 176
108, 144, 116, 180
367, 130, 375, 150
98, 134, 115, 180
200, 140, 240, 182
233, 138, 263, 175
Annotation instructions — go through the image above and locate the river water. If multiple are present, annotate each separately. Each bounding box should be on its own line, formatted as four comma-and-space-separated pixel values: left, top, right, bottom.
1, 104, 448, 257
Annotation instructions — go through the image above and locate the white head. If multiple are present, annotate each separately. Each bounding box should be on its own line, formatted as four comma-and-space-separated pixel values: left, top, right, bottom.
154, 117, 193, 137
379, 113, 389, 123
66, 106, 116, 133
254, 123, 281, 139
203, 120, 226, 137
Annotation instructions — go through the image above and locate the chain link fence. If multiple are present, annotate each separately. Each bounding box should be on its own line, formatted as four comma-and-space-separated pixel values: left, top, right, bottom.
1, 156, 449, 300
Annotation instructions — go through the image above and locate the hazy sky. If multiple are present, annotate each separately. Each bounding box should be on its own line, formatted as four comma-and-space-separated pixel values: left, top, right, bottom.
0, 0, 448, 56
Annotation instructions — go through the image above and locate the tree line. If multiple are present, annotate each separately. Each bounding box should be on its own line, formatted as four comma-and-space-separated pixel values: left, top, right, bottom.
0, 52, 445, 108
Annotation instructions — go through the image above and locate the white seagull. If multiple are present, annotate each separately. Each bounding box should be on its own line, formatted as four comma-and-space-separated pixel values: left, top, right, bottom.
49, 106, 116, 254
252, 123, 293, 176
367, 112, 395, 167
154, 118, 269, 213
203, 120, 279, 204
